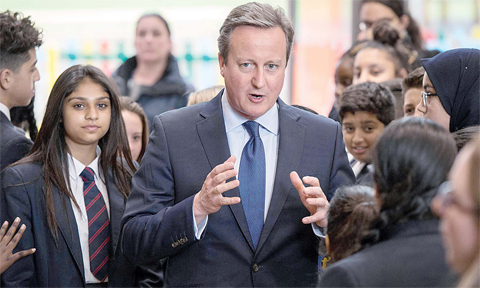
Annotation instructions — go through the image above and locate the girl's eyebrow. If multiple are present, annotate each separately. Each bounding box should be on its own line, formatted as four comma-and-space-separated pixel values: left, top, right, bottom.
67, 96, 110, 102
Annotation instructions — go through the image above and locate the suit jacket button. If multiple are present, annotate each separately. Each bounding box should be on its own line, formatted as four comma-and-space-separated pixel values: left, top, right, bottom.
171, 243, 176, 248
179, 239, 184, 245
184, 237, 188, 242
253, 263, 259, 272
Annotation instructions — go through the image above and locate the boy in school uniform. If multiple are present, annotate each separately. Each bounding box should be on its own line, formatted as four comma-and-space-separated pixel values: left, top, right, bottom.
0, 11, 42, 170
339, 81, 396, 186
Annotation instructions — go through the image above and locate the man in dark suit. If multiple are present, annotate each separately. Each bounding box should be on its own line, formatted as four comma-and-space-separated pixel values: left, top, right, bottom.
0, 11, 42, 171
121, 2, 354, 287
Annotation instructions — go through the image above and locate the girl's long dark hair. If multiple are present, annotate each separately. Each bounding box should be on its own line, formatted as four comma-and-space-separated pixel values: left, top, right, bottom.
16, 65, 136, 239
363, 117, 457, 246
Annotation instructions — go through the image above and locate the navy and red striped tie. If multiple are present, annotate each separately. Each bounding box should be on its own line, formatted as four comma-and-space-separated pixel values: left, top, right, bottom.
80, 167, 110, 282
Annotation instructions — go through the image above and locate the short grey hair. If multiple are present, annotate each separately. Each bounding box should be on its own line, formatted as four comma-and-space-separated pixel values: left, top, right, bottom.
218, 2, 294, 65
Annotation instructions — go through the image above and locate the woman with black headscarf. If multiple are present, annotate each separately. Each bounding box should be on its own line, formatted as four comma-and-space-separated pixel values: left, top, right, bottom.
416, 48, 480, 133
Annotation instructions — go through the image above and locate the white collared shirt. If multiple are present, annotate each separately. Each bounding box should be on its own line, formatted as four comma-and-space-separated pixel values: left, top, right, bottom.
0, 102, 11, 120
68, 147, 110, 283
222, 90, 279, 221
192, 91, 279, 238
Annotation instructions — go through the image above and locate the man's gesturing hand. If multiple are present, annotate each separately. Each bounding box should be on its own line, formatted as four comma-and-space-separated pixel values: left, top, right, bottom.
193, 156, 241, 224
290, 171, 329, 227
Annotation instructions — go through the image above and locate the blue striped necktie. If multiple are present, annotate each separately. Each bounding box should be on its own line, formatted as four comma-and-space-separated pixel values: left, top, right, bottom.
238, 121, 266, 249
80, 167, 110, 282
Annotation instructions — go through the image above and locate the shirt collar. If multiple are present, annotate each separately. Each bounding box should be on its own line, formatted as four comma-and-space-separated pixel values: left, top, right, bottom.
0, 102, 11, 121
221, 89, 279, 135
68, 146, 102, 180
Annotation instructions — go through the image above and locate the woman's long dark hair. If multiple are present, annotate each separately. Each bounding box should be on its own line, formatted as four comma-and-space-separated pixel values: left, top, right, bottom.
363, 117, 457, 246
16, 65, 136, 239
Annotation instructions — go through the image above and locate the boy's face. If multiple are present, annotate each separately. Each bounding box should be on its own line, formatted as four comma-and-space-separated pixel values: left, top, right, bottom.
8, 48, 40, 108
403, 87, 422, 117
342, 111, 385, 163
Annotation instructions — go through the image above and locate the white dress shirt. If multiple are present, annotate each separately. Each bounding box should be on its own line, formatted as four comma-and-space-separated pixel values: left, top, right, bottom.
193, 91, 279, 238
68, 147, 110, 283
0, 102, 11, 120
222, 91, 279, 220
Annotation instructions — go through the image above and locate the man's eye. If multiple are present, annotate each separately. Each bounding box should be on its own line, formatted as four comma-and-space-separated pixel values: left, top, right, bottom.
267, 64, 277, 69
241, 63, 251, 68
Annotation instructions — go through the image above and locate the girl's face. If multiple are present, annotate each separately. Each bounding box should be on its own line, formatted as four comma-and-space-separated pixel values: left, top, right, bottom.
135, 16, 171, 63
353, 48, 397, 85
62, 79, 111, 152
415, 72, 450, 130
121, 110, 143, 161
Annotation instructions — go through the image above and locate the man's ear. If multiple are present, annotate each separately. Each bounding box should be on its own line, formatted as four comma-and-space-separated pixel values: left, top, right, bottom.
218, 53, 226, 78
0, 69, 12, 90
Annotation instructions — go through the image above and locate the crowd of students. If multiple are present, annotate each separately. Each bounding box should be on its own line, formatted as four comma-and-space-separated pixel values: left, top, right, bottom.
0, 0, 479, 287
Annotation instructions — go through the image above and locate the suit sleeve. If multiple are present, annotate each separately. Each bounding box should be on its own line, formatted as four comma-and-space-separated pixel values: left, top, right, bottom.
1, 166, 35, 286
326, 122, 355, 200
317, 264, 358, 287
120, 115, 197, 266
1, 134, 32, 170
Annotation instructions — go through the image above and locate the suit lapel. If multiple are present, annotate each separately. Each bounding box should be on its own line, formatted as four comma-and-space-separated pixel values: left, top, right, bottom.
197, 94, 255, 251
49, 185, 85, 281
256, 100, 305, 252
105, 172, 125, 254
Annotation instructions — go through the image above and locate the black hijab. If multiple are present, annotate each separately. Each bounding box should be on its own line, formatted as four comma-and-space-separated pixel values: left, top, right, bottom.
421, 48, 480, 132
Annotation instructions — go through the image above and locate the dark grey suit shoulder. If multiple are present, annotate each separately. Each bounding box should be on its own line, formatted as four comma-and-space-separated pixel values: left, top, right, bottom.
0, 112, 33, 171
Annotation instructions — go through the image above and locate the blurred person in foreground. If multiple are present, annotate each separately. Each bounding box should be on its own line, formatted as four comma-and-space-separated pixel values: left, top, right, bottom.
432, 133, 480, 287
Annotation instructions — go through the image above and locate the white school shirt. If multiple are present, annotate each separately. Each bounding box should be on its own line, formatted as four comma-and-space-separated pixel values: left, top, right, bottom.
0, 102, 11, 120
68, 147, 110, 283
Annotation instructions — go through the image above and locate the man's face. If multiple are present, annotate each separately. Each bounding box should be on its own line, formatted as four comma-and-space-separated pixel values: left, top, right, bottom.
9, 48, 40, 107
219, 25, 286, 120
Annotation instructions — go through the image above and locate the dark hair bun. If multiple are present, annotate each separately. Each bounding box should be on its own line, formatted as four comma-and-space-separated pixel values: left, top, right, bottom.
372, 20, 400, 47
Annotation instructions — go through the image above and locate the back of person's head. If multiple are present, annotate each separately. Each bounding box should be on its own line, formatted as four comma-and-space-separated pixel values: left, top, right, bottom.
365, 117, 457, 245
120, 96, 149, 162
354, 21, 413, 85
327, 185, 379, 262
218, 2, 294, 65
187, 86, 224, 106
360, 0, 424, 50
10, 97, 37, 141
421, 48, 480, 132
0, 11, 42, 72
339, 82, 396, 126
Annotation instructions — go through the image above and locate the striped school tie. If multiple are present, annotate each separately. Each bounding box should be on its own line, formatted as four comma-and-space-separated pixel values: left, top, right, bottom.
80, 167, 110, 282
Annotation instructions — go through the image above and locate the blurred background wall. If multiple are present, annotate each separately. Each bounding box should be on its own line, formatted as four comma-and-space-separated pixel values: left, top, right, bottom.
2, 0, 479, 122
